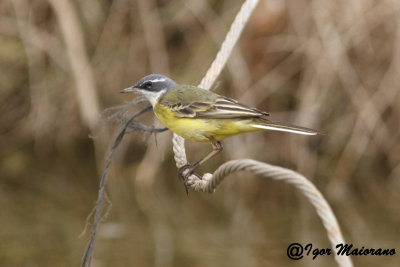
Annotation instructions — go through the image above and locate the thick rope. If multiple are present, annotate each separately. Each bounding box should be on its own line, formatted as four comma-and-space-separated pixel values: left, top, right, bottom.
186, 159, 352, 267
173, 0, 259, 168
171, 1, 353, 267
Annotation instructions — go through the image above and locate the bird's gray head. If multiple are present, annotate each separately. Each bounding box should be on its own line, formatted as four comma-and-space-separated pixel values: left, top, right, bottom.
120, 74, 177, 106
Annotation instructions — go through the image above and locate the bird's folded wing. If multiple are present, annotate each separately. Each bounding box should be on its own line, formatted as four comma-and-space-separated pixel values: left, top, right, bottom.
167, 96, 269, 119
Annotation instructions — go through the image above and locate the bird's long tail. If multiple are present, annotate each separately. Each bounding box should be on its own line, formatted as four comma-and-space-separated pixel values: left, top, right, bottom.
251, 119, 319, 136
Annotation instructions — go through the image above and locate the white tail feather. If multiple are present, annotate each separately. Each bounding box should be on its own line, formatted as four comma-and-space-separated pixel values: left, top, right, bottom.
251, 124, 318, 135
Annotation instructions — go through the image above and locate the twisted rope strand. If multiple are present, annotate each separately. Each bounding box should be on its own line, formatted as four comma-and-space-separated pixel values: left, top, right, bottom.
172, 0, 260, 169
198, 0, 259, 90
188, 160, 353, 267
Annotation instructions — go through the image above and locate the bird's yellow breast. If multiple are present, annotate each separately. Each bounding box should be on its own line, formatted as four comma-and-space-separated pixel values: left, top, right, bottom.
154, 104, 259, 142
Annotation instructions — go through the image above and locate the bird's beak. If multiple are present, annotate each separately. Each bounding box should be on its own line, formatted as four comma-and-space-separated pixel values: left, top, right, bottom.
120, 86, 138, 93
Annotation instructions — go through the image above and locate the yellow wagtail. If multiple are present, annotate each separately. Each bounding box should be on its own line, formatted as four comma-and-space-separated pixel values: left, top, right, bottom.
121, 74, 318, 184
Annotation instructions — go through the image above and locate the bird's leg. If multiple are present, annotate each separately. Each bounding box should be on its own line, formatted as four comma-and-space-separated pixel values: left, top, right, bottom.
178, 139, 223, 193
192, 139, 223, 169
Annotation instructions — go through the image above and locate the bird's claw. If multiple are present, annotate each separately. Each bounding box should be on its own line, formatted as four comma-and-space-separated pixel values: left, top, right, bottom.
178, 163, 193, 181
178, 163, 201, 195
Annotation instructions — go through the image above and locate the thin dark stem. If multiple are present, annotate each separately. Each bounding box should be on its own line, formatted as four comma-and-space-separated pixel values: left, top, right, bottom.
126, 121, 168, 133
81, 105, 153, 267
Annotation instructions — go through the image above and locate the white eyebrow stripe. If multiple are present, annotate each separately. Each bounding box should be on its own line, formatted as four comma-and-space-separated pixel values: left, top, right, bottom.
149, 78, 166, 83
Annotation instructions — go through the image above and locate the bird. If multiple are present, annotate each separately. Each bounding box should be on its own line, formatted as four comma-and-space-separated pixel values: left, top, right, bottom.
121, 74, 319, 189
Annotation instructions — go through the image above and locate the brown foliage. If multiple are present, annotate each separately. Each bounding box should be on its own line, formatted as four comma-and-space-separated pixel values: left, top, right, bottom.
1, 0, 399, 266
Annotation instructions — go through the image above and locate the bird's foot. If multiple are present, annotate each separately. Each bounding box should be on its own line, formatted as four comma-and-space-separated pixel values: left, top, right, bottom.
178, 163, 201, 195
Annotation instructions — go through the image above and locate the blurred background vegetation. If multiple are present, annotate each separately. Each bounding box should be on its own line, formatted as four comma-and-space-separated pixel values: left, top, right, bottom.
1, 0, 399, 266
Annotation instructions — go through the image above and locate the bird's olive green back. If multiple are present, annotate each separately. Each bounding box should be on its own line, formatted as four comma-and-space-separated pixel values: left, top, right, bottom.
159, 85, 219, 105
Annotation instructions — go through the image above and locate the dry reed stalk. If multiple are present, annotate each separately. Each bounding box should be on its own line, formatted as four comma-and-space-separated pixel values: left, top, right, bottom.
48, 0, 100, 130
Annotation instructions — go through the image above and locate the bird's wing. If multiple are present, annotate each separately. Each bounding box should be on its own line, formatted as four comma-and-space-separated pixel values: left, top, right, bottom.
159, 85, 269, 119
166, 95, 269, 119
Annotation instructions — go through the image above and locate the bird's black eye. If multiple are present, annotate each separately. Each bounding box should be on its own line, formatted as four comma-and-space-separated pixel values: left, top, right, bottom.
145, 81, 152, 88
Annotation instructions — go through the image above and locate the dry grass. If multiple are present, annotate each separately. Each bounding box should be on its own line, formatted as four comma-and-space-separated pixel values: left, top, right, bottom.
1, 0, 399, 266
